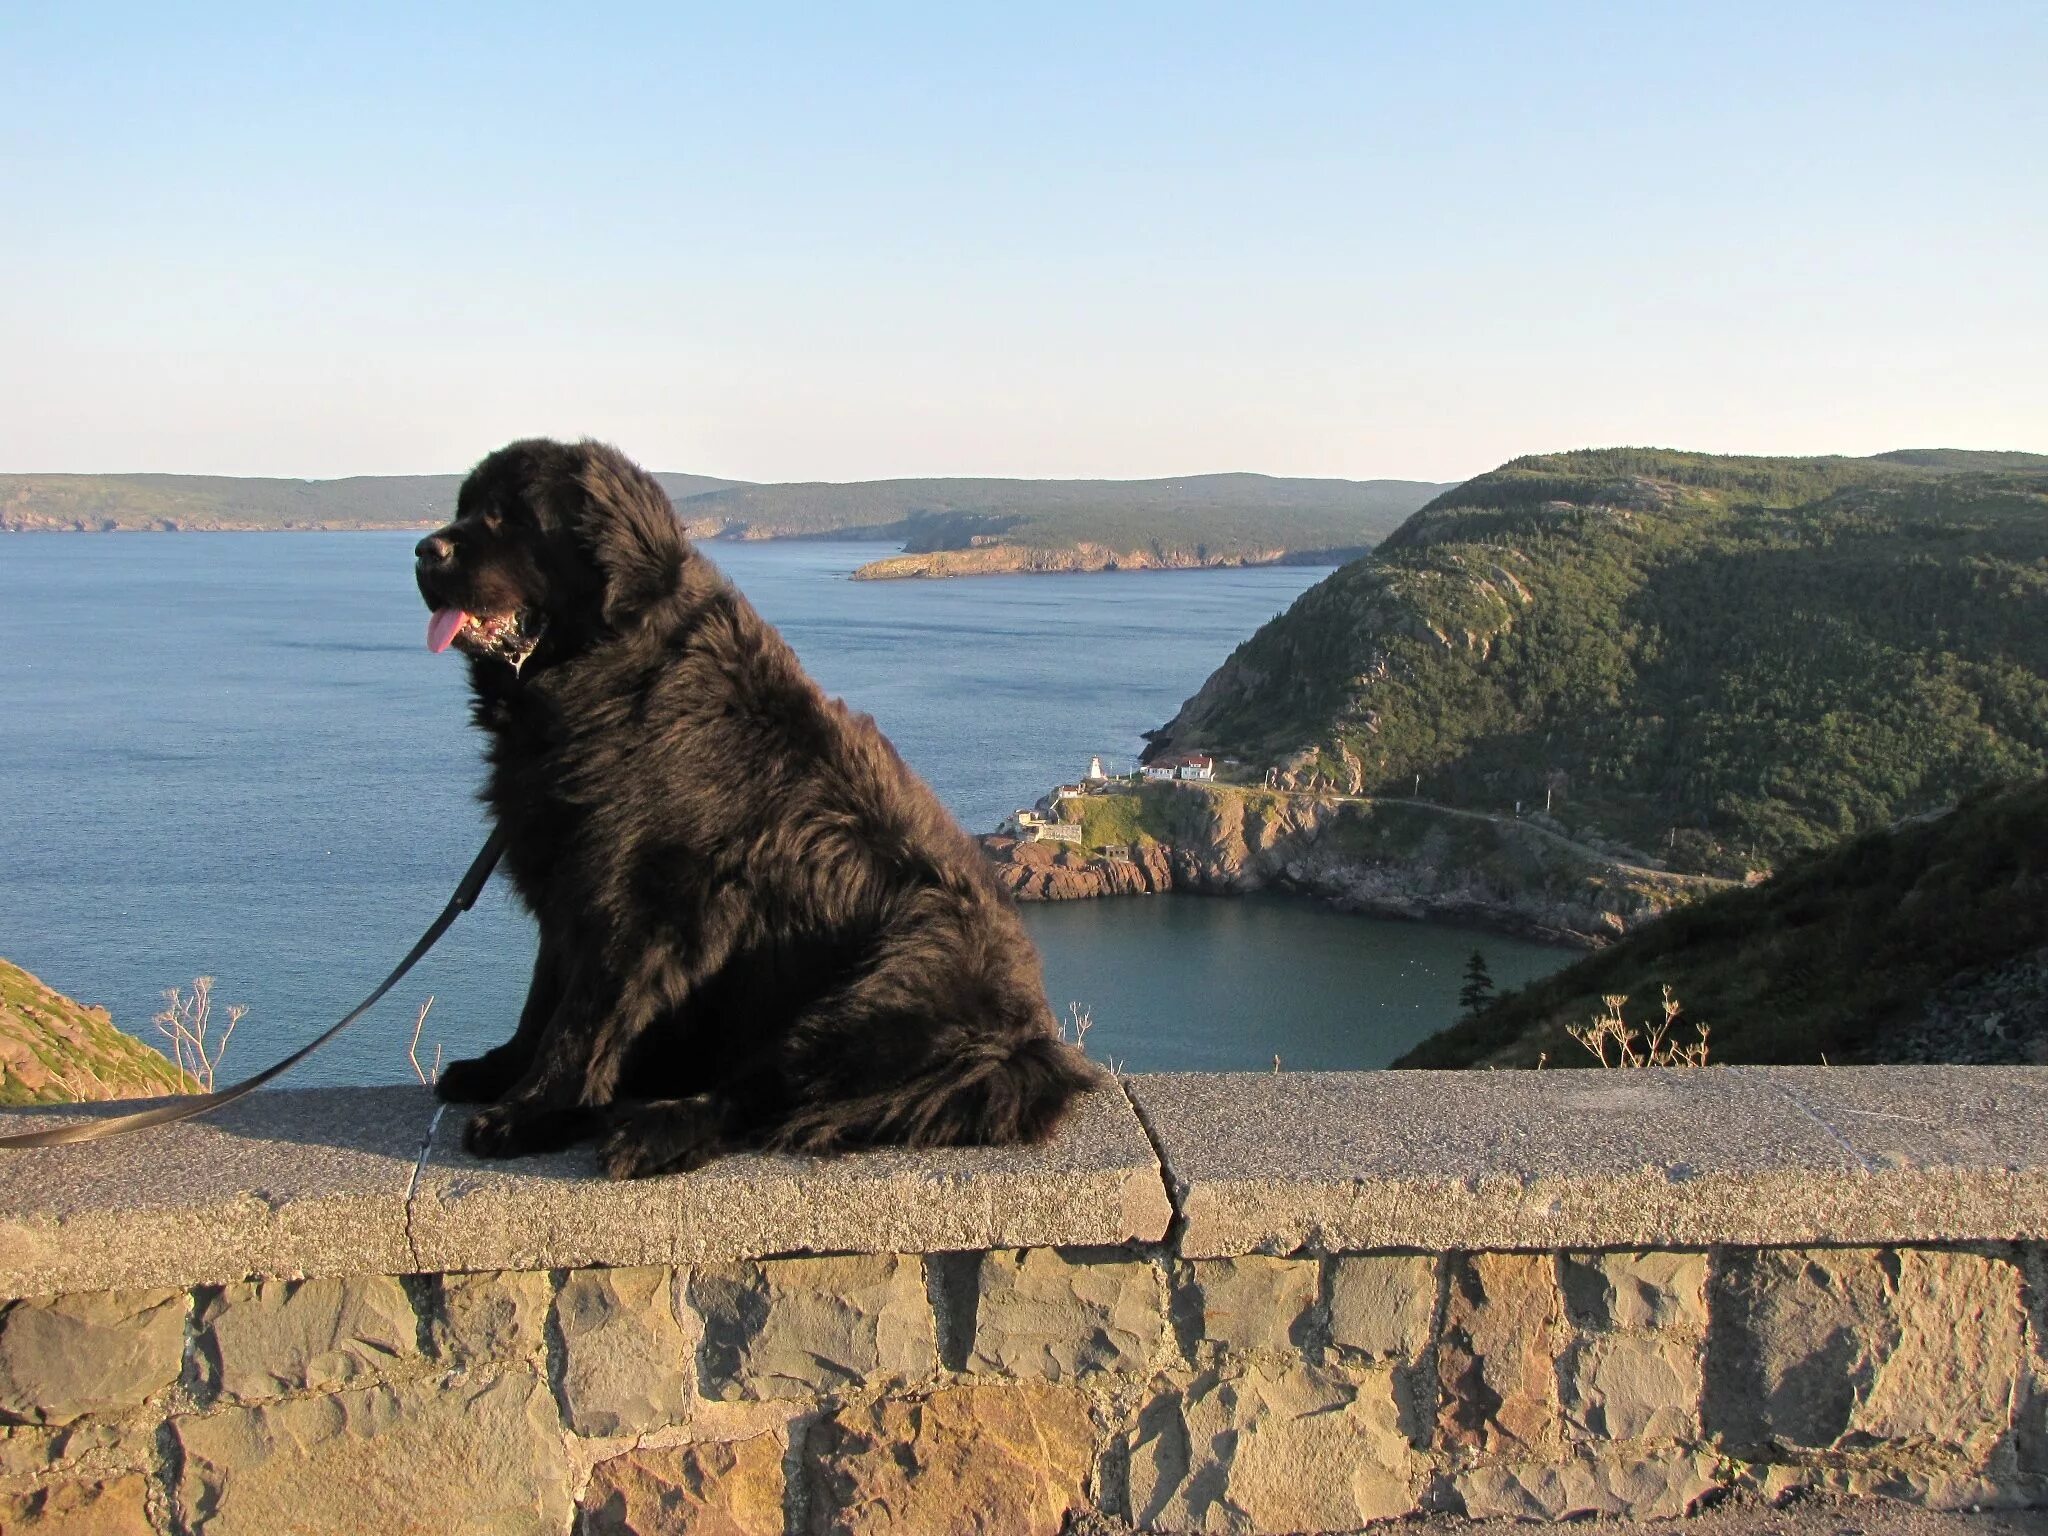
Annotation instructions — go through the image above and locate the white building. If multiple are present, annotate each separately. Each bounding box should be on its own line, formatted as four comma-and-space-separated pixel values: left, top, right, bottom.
1000, 808, 1084, 844
1144, 753, 1215, 782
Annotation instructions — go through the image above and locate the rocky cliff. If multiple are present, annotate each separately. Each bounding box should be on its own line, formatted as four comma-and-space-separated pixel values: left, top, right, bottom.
982, 783, 1723, 946
0, 959, 188, 1105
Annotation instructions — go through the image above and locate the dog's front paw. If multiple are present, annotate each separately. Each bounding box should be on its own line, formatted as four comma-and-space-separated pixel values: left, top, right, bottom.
435, 1052, 519, 1104
462, 1100, 589, 1159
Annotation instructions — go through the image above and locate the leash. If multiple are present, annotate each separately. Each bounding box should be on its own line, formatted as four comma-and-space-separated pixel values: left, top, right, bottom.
0, 829, 507, 1150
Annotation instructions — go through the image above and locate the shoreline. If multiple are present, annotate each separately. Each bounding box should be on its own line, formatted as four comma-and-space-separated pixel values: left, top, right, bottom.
979, 781, 1730, 949
996, 848, 1600, 950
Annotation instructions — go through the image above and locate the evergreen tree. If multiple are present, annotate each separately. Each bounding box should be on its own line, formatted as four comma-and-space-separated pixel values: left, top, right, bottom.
1459, 950, 1495, 1015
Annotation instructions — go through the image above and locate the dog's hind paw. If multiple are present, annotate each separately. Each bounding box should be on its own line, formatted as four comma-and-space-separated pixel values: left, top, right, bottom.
599, 1096, 728, 1179
462, 1100, 590, 1159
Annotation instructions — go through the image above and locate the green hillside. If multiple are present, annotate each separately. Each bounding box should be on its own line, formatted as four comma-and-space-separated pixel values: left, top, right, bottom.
1396, 777, 2048, 1068
1145, 448, 2048, 876
0, 470, 744, 532
0, 958, 188, 1105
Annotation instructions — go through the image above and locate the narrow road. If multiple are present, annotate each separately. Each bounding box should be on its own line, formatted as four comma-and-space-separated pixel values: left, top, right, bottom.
1184, 781, 1743, 890
1347, 794, 1742, 889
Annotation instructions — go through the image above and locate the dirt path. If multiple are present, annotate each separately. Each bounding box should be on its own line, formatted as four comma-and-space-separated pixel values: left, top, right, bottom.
1348, 794, 1742, 889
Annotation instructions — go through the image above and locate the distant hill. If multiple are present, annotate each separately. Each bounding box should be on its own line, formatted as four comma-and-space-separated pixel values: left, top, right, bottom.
1144, 447, 2048, 876
0, 958, 187, 1105
0, 467, 1453, 574
668, 473, 1455, 576
1396, 777, 2048, 1068
0, 470, 745, 532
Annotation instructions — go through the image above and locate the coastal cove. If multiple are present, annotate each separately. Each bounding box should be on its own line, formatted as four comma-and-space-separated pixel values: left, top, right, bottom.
0, 534, 1575, 1083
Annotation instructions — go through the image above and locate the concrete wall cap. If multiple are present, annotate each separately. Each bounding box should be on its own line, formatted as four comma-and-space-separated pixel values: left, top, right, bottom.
6, 1066, 2048, 1288
1126, 1066, 2048, 1256
0, 1080, 1170, 1294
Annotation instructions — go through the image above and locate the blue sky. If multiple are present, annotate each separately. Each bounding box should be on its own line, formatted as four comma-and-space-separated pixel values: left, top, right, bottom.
3, 3, 2041, 481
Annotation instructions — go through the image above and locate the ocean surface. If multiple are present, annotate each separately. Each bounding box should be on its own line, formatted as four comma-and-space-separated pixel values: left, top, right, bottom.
0, 533, 1572, 1084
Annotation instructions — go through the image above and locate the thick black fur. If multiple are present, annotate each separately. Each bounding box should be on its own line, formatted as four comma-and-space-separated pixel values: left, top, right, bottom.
414, 439, 1103, 1177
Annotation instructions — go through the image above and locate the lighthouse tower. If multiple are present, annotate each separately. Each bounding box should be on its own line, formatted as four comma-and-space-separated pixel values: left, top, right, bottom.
1086, 756, 1107, 782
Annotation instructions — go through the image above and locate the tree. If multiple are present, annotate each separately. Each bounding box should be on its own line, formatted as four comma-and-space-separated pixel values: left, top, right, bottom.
1459, 950, 1495, 1015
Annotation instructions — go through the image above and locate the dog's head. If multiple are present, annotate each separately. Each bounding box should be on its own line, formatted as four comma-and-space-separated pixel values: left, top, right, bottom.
415, 439, 692, 671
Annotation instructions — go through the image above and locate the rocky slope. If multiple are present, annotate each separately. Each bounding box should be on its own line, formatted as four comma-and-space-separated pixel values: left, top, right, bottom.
1395, 776, 2048, 1067
0, 958, 187, 1105
982, 782, 1725, 946
1142, 447, 2048, 876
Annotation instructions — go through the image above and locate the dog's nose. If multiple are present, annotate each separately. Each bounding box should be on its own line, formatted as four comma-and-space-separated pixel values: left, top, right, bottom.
415, 535, 454, 566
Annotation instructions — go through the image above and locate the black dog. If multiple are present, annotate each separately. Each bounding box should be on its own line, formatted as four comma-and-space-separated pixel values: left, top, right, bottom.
414, 439, 1101, 1177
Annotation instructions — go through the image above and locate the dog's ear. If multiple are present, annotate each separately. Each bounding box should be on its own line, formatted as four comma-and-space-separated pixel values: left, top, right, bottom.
571, 444, 689, 627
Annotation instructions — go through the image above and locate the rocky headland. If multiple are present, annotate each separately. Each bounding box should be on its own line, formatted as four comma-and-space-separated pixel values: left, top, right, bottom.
849, 542, 1369, 580
981, 782, 1726, 947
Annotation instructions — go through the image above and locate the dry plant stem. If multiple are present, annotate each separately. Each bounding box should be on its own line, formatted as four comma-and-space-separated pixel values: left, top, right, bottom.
1061, 1003, 1093, 1053
408, 996, 439, 1087
1568, 986, 1710, 1069
151, 976, 245, 1094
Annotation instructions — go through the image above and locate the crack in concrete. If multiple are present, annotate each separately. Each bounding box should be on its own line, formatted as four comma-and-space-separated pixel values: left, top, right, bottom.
402, 1103, 446, 1270
1118, 1076, 1187, 1245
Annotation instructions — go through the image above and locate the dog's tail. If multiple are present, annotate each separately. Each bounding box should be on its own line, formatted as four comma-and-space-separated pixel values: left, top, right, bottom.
770, 1031, 1108, 1155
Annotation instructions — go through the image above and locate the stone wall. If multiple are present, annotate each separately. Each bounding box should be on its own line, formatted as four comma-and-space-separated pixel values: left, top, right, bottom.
3, 1067, 2047, 1534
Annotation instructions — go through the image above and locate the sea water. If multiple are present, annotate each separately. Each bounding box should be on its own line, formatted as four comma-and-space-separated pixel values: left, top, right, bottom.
0, 533, 1570, 1082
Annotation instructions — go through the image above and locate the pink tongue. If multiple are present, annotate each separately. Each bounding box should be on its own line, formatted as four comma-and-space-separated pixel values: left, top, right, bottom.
426, 608, 469, 654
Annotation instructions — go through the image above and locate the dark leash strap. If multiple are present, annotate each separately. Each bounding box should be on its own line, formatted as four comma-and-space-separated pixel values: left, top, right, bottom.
0, 829, 506, 1150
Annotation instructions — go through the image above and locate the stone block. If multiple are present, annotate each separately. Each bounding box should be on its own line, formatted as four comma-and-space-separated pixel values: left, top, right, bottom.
582, 1435, 785, 1536
174, 1367, 571, 1536
409, 1082, 1169, 1274
1708, 1247, 2027, 1457
0, 1472, 155, 1536
809, 1382, 1094, 1536
968, 1249, 1165, 1379
1127, 1068, 2048, 1255
0, 1424, 57, 1479
0, 1085, 429, 1295
1327, 1254, 1437, 1360
554, 1267, 694, 1436
1560, 1251, 1706, 1332
201, 1275, 419, 1403
1859, 1248, 2028, 1448
1127, 1363, 1421, 1533
434, 1269, 552, 1366
1560, 1332, 1702, 1442
692, 1255, 935, 1400
1707, 1246, 1897, 1452
1183, 1256, 1316, 1355
2023, 1243, 2048, 1477
1454, 1451, 1720, 1520
1436, 1252, 1564, 1456
0, 1418, 154, 1481
0, 1289, 186, 1426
